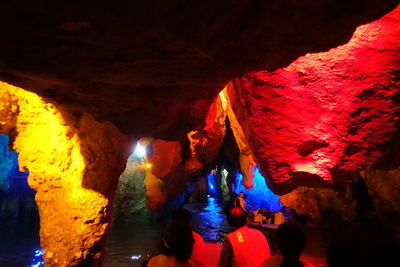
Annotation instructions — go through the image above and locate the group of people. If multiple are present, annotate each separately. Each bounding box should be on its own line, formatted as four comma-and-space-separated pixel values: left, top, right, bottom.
143, 208, 205, 267
142, 206, 312, 267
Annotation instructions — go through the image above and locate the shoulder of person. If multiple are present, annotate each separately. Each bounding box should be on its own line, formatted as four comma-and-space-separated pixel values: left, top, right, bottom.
192, 231, 204, 241
262, 255, 283, 267
303, 262, 315, 267
147, 254, 166, 267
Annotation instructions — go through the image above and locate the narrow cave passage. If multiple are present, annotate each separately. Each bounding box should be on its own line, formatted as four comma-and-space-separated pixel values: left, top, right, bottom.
0, 134, 43, 267
105, 116, 285, 266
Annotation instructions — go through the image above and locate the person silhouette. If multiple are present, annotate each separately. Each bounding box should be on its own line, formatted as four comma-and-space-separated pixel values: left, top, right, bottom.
146, 219, 194, 267
263, 222, 314, 267
172, 208, 206, 267
218, 207, 271, 267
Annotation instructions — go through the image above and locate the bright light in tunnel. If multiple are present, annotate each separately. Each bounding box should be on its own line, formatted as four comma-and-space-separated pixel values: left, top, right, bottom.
133, 142, 146, 159
219, 89, 228, 110
131, 254, 142, 260
145, 163, 152, 169
221, 168, 229, 178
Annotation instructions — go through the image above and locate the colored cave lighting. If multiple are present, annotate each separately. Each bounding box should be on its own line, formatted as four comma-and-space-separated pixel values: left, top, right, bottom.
31, 249, 44, 267
238, 5, 400, 185
133, 141, 146, 159
233, 167, 282, 212
207, 172, 218, 197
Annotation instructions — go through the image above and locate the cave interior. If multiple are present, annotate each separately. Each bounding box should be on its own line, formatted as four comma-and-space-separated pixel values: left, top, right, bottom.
0, 0, 400, 266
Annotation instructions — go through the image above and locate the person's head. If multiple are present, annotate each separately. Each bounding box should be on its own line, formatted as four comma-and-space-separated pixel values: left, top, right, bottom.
276, 222, 305, 260
172, 208, 192, 225
239, 192, 244, 198
227, 207, 248, 228
161, 219, 194, 262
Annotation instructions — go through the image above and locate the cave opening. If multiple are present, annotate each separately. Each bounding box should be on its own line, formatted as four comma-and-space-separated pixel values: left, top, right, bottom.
105, 109, 286, 265
0, 134, 43, 267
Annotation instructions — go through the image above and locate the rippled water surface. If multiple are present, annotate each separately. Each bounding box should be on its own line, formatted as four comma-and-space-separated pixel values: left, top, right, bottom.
104, 197, 230, 266
0, 215, 43, 267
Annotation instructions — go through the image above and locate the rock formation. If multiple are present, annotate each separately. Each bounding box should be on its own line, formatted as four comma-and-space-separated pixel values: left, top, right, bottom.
229, 5, 400, 193
0, 0, 399, 266
0, 82, 129, 265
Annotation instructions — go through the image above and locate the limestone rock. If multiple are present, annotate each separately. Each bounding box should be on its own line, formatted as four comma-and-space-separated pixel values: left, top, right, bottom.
114, 155, 147, 216
149, 139, 182, 178
280, 186, 356, 224
362, 167, 400, 219
0, 82, 129, 266
0, 1, 397, 140
0, 134, 17, 192
231, 6, 400, 194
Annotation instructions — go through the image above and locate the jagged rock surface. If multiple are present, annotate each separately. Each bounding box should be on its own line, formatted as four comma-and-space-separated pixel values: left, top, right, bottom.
0, 82, 129, 266
230, 6, 400, 194
0, 1, 398, 140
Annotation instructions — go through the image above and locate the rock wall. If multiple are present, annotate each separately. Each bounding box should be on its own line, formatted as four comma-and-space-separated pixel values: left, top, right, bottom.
0, 1, 397, 140
0, 1, 399, 265
0, 134, 17, 192
0, 82, 129, 266
221, 84, 257, 189
114, 155, 147, 216
362, 167, 400, 222
230, 6, 400, 194
280, 186, 356, 225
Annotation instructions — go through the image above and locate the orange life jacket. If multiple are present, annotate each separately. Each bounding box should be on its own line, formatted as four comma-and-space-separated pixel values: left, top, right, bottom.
189, 231, 206, 267
226, 226, 271, 267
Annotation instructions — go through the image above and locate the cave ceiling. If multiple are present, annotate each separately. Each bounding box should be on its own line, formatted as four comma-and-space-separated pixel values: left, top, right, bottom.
0, 0, 399, 139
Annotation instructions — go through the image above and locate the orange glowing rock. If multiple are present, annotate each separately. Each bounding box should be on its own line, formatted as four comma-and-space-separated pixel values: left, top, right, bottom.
0, 82, 128, 266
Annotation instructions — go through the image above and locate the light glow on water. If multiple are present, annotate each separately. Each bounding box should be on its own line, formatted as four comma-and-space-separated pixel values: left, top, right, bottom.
186, 197, 228, 243
31, 249, 44, 267
207, 172, 218, 197
131, 254, 142, 260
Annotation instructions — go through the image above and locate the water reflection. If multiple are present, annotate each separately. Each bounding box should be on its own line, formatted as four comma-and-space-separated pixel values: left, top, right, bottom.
185, 197, 229, 243
105, 197, 230, 266
104, 214, 166, 266
30, 249, 44, 267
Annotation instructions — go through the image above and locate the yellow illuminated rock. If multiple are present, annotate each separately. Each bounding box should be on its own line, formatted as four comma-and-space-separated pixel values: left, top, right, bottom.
0, 82, 129, 266
220, 83, 257, 189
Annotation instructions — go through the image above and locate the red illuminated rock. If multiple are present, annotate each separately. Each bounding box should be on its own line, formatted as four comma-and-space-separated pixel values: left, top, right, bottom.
233, 6, 400, 194
0, 1, 399, 266
145, 97, 227, 210
0, 1, 397, 140
149, 139, 182, 178
188, 96, 226, 167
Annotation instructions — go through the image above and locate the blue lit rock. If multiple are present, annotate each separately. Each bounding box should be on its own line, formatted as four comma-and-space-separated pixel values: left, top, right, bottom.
0, 134, 17, 192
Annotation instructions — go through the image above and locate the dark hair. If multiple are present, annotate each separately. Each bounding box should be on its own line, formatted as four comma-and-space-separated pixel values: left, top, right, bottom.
172, 208, 192, 223
160, 219, 194, 262
235, 198, 241, 207
227, 207, 247, 228
276, 222, 305, 267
